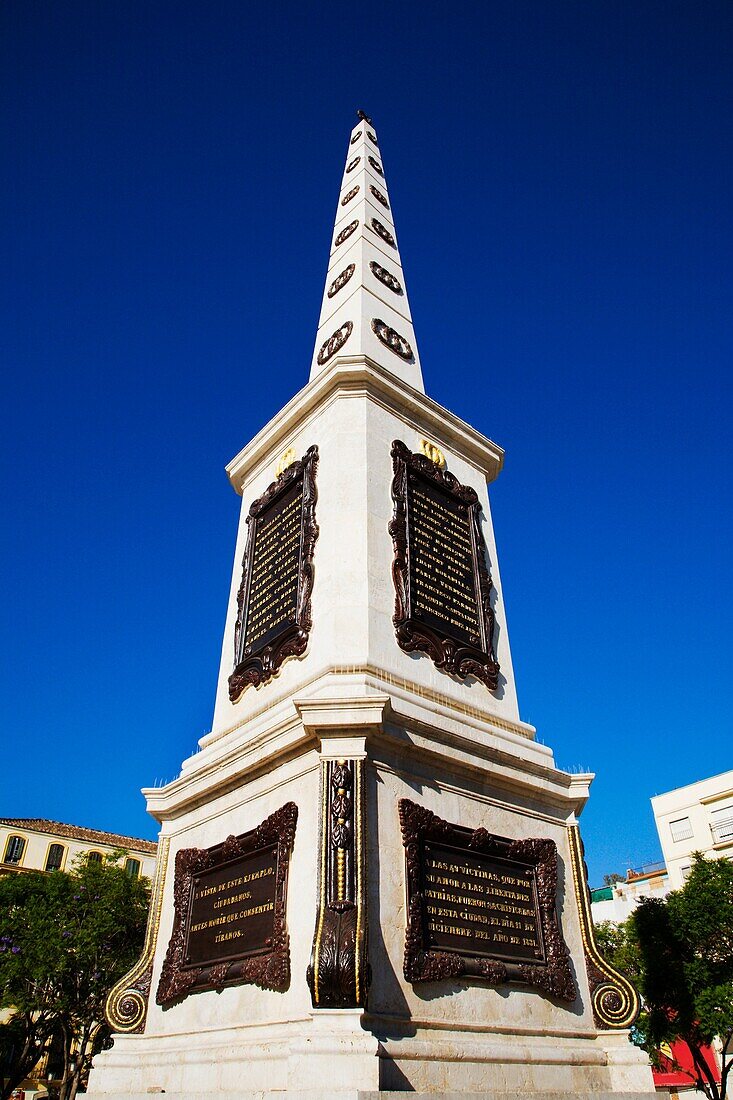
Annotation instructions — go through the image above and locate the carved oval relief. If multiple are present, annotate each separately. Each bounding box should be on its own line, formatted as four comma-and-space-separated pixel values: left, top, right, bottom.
367, 131, 378, 145
327, 263, 356, 299
317, 321, 353, 365
370, 184, 389, 209
371, 318, 413, 362
368, 155, 383, 176
334, 220, 359, 248
341, 185, 360, 206
346, 156, 361, 173
350, 131, 361, 145
369, 260, 403, 294
371, 218, 396, 247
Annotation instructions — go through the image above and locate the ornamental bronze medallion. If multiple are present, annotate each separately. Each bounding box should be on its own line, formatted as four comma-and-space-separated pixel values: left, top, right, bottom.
228, 446, 319, 700
388, 440, 500, 689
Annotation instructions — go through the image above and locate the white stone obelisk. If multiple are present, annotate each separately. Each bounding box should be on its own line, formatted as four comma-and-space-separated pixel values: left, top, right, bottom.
87, 114, 659, 1100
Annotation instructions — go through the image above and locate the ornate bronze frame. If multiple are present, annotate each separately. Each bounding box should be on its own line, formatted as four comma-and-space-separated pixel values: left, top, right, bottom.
229, 446, 319, 701
389, 440, 500, 690
307, 759, 369, 1008
568, 823, 641, 1028
156, 803, 298, 1005
399, 799, 576, 1002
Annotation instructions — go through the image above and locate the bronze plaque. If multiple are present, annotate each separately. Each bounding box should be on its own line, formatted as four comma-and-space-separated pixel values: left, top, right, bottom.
184, 844, 278, 969
399, 799, 576, 1001
407, 475, 481, 648
389, 441, 499, 689
243, 481, 303, 654
229, 446, 318, 700
156, 803, 298, 1004
422, 841, 544, 965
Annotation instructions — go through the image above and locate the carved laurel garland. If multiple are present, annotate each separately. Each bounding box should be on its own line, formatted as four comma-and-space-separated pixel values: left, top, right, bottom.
371, 319, 413, 362
229, 446, 319, 700
368, 155, 383, 175
327, 264, 356, 299
369, 260, 403, 295
388, 440, 500, 689
346, 156, 361, 173
367, 131, 377, 145
370, 184, 389, 209
398, 799, 576, 1002
371, 218, 396, 247
568, 823, 641, 1028
350, 131, 361, 145
341, 185, 359, 206
307, 759, 368, 1008
156, 804, 298, 1005
316, 321, 353, 365
334, 219, 359, 248
105, 837, 170, 1033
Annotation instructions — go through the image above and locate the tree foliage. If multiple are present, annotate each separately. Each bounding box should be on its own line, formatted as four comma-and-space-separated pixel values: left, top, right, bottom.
0, 854, 149, 1100
600, 854, 733, 1100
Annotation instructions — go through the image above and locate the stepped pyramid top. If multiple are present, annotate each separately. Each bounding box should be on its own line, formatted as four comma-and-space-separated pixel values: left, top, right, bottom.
309, 112, 425, 393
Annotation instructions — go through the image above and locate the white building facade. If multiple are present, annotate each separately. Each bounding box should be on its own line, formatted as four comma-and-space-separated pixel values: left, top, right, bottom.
0, 817, 157, 880
652, 769, 733, 890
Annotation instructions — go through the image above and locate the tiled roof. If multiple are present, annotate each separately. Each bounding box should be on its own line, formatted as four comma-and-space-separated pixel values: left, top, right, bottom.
0, 818, 157, 854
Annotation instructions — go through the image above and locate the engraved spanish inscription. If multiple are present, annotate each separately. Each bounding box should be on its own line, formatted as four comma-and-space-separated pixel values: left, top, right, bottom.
422, 842, 543, 964
185, 845, 279, 969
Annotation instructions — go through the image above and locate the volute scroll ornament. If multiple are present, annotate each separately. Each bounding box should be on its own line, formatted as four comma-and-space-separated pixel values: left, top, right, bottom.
568, 823, 641, 1028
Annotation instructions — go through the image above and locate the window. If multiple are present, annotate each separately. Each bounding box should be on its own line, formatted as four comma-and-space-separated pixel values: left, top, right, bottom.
87, 850, 103, 864
711, 805, 733, 844
3, 835, 26, 865
125, 858, 141, 879
45, 843, 65, 871
680, 865, 691, 881
670, 817, 693, 842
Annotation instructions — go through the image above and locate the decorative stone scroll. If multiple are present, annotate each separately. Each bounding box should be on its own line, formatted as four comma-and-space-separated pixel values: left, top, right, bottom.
156, 804, 298, 1004
316, 321, 353, 365
370, 184, 389, 209
307, 760, 368, 1008
229, 446, 319, 700
334, 219, 359, 248
388, 440, 500, 689
372, 319, 413, 362
346, 156, 361, 173
369, 261, 403, 295
568, 823, 641, 1028
341, 185, 360, 206
105, 837, 170, 1033
398, 799, 576, 1002
327, 264, 356, 299
368, 155, 383, 175
371, 218, 396, 247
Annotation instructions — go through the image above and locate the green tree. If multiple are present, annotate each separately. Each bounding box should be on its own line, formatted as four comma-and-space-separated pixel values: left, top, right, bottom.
0, 854, 149, 1100
599, 855, 733, 1100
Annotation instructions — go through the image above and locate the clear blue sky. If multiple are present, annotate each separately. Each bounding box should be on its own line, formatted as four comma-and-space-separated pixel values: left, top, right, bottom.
1, 1, 731, 887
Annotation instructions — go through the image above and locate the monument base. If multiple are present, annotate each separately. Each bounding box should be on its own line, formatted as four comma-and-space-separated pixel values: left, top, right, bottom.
87, 1010, 661, 1098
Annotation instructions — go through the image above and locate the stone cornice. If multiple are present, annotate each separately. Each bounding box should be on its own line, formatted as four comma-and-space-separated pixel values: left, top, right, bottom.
225, 356, 504, 496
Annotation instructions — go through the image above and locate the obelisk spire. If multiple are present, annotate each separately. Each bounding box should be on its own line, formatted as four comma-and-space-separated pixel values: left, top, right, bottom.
309, 114, 425, 392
